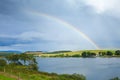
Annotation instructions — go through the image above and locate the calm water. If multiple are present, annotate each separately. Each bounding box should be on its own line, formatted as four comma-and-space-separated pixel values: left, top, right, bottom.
36, 57, 120, 80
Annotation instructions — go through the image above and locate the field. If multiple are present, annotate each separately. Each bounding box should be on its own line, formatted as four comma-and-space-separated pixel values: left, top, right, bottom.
39, 50, 116, 57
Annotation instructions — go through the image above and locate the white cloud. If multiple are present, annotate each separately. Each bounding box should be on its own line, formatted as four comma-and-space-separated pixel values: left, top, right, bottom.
84, 0, 120, 17
64, 0, 120, 17
84, 0, 114, 13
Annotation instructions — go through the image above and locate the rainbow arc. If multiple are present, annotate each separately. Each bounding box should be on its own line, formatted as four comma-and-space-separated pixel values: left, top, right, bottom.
28, 11, 100, 49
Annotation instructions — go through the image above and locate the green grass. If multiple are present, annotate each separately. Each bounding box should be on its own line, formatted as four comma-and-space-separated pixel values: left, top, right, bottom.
0, 65, 86, 80
0, 75, 16, 80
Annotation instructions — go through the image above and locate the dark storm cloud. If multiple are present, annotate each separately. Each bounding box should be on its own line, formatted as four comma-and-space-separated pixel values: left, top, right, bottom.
0, 36, 30, 46
0, 36, 51, 46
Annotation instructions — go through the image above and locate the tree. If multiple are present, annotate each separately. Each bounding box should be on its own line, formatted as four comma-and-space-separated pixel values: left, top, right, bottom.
106, 51, 113, 56
29, 63, 38, 71
6, 54, 20, 64
90, 53, 96, 57
5, 53, 38, 71
20, 53, 29, 65
0, 59, 7, 67
98, 52, 105, 56
81, 52, 96, 57
115, 50, 120, 55
81, 52, 87, 57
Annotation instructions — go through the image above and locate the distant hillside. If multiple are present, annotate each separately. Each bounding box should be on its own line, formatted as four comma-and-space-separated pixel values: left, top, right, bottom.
0, 50, 21, 53
24, 51, 43, 55
0, 50, 21, 56
46, 50, 72, 54
40, 50, 118, 57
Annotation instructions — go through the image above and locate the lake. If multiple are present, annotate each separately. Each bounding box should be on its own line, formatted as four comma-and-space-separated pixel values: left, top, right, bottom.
36, 57, 120, 80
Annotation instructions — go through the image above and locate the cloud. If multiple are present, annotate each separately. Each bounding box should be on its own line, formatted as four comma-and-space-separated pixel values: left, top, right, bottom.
83, 0, 120, 17
55, 0, 120, 18
0, 0, 120, 51
0, 36, 31, 46
0, 31, 49, 46
0, 37, 22, 46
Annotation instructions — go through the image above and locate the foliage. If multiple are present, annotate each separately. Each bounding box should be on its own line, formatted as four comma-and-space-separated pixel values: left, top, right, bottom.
0, 53, 87, 80
5, 53, 38, 71
106, 51, 113, 56
81, 52, 96, 57
0, 64, 86, 80
71, 54, 81, 57
98, 52, 106, 56
28, 63, 38, 71
110, 77, 120, 80
0, 59, 7, 67
115, 50, 120, 55
40, 50, 120, 57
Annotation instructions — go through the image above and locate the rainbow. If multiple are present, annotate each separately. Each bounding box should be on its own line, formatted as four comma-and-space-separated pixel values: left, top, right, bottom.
28, 11, 100, 49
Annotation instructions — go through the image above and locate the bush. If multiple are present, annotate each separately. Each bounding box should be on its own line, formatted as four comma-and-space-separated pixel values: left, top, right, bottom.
110, 77, 120, 80
29, 63, 38, 71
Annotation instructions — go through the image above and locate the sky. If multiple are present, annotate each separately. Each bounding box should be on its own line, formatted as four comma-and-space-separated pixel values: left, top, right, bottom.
0, 0, 120, 51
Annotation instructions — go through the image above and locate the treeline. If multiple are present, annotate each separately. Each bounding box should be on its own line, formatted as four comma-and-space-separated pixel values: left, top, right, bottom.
77, 50, 120, 57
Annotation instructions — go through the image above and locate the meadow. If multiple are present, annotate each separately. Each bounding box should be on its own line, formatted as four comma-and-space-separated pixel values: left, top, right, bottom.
39, 50, 117, 57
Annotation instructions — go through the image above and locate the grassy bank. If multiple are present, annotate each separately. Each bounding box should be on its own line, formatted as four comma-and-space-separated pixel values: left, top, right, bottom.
0, 65, 86, 80
0, 54, 86, 80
